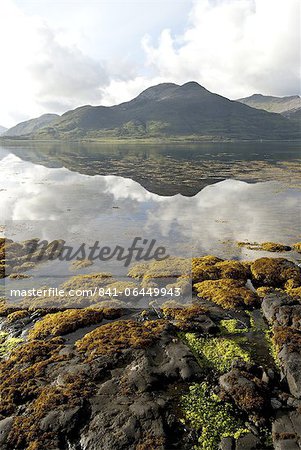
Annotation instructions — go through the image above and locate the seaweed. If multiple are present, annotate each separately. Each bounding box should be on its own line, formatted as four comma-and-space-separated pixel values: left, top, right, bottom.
75, 319, 168, 361
194, 278, 259, 309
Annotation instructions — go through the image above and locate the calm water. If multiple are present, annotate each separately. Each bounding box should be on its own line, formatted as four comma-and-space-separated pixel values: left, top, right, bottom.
1, 141, 301, 195
1, 141, 300, 305
0, 141, 300, 255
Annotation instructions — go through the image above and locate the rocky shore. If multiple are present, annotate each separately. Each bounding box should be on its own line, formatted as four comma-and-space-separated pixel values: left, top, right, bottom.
0, 244, 301, 449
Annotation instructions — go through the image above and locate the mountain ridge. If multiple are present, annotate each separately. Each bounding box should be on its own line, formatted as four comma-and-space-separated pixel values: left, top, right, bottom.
237, 93, 301, 117
2, 83, 300, 141
3, 113, 60, 137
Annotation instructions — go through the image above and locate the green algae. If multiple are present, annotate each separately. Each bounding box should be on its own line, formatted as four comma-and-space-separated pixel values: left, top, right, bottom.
264, 328, 280, 367
182, 333, 251, 374
0, 331, 23, 358
219, 319, 248, 334
181, 382, 248, 450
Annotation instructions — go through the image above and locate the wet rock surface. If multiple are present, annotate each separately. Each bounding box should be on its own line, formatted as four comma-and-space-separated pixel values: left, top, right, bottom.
262, 293, 301, 449
0, 255, 301, 449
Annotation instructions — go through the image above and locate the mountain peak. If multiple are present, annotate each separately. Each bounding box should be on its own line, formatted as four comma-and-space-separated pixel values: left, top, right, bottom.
181, 81, 205, 89
6, 82, 299, 141
136, 83, 179, 101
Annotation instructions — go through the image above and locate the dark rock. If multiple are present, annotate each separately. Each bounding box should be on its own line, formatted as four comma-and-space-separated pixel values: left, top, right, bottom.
271, 398, 283, 410
219, 367, 270, 417
274, 440, 300, 450
193, 314, 217, 333
287, 397, 301, 408
262, 293, 289, 323
261, 293, 300, 328
272, 410, 301, 450
261, 293, 301, 399
235, 433, 261, 449
40, 406, 82, 432
278, 347, 301, 399
0, 417, 14, 448
219, 436, 234, 450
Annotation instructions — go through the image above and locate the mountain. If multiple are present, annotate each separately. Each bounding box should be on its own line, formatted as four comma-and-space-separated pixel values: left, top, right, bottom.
0, 126, 7, 135
237, 93, 301, 117
282, 107, 301, 122
3, 113, 60, 137
9, 83, 301, 140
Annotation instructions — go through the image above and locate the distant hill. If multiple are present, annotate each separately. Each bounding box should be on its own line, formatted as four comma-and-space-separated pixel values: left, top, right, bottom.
237, 94, 301, 117
282, 107, 301, 122
3, 113, 59, 137
4, 83, 300, 141
0, 126, 7, 135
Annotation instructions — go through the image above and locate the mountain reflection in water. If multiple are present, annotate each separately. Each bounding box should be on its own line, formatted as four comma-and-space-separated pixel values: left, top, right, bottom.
0, 150, 300, 261
1, 141, 300, 196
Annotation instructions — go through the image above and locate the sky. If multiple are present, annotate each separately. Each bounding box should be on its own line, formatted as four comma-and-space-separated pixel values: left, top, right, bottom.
0, 0, 300, 127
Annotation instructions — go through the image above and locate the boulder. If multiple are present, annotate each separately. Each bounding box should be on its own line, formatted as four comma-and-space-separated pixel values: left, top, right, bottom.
219, 367, 269, 417
272, 410, 301, 449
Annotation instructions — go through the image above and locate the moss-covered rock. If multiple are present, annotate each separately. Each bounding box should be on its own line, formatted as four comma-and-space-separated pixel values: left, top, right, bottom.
219, 366, 270, 417
194, 278, 259, 309
6, 310, 29, 323
61, 272, 113, 291
273, 326, 301, 354
0, 338, 64, 417
0, 298, 19, 316
219, 319, 248, 334
128, 256, 191, 279
256, 286, 274, 298
161, 303, 207, 321
28, 309, 105, 340
238, 241, 291, 252
293, 242, 301, 253
75, 319, 168, 361
250, 257, 301, 287
70, 258, 93, 271
7, 369, 94, 450
259, 242, 292, 252
192, 257, 249, 283
102, 280, 139, 300
0, 332, 23, 358
165, 276, 192, 296
284, 279, 301, 300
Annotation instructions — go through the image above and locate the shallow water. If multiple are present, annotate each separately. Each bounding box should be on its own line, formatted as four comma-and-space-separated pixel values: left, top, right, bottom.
1, 142, 300, 301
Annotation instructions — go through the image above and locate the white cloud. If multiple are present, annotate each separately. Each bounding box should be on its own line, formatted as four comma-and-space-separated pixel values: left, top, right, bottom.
0, 0, 299, 127
144, 0, 300, 98
102, 0, 300, 104
29, 27, 109, 110
0, 0, 109, 126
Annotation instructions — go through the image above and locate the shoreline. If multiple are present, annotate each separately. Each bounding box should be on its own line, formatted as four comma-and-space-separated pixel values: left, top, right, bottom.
1, 137, 301, 145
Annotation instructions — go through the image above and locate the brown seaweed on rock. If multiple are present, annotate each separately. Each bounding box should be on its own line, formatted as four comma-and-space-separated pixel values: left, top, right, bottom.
194, 278, 259, 309
250, 257, 301, 287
